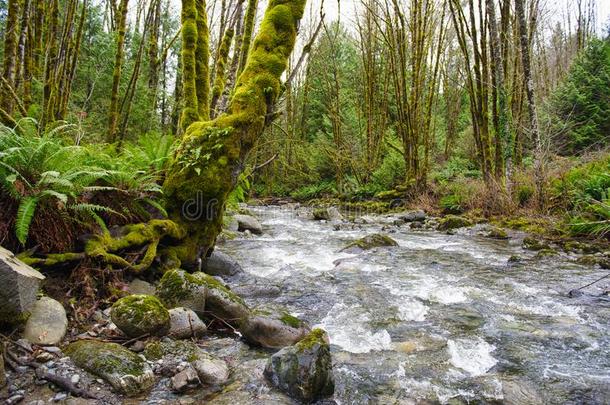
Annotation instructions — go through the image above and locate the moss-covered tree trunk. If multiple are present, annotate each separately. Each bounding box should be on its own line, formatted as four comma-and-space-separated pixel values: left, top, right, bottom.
107, 0, 129, 143
163, 0, 306, 269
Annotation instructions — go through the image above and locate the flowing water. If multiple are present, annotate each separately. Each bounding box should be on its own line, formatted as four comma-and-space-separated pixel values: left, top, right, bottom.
222, 205, 610, 404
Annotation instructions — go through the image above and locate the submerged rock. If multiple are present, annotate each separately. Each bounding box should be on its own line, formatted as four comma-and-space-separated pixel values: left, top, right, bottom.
203, 250, 243, 277
168, 307, 207, 339
240, 311, 310, 349
66, 340, 155, 396
313, 207, 343, 221
340, 233, 398, 253
0, 246, 45, 323
264, 328, 334, 403
23, 297, 68, 345
437, 215, 473, 231
234, 214, 263, 234
111, 294, 170, 338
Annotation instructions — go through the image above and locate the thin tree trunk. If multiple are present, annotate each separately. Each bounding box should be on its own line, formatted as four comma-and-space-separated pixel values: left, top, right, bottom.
107, 0, 129, 143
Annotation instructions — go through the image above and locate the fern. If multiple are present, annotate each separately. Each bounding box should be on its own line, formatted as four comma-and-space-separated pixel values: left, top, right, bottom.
15, 196, 38, 245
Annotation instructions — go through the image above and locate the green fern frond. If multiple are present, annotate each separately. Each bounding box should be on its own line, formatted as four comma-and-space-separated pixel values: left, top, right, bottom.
139, 197, 168, 217
15, 196, 38, 245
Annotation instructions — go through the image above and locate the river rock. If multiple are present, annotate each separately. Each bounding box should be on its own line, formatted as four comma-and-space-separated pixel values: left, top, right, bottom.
234, 214, 263, 234
171, 366, 199, 391
437, 215, 473, 231
65, 340, 155, 396
233, 283, 282, 298
264, 329, 334, 403
168, 307, 207, 339
192, 352, 230, 385
240, 311, 310, 349
156, 269, 207, 314
398, 210, 426, 223
313, 207, 343, 221
340, 233, 398, 253
128, 278, 156, 295
23, 297, 68, 345
111, 295, 170, 338
0, 246, 45, 323
522, 236, 550, 251
501, 376, 543, 405
203, 250, 243, 277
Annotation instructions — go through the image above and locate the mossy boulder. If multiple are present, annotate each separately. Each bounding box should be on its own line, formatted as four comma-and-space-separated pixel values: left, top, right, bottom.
485, 227, 509, 239
156, 269, 207, 314
522, 237, 551, 251
239, 310, 310, 349
437, 215, 473, 231
264, 328, 334, 403
313, 207, 343, 221
340, 233, 398, 253
65, 340, 155, 396
535, 249, 559, 258
111, 295, 170, 338
156, 270, 249, 325
576, 255, 610, 269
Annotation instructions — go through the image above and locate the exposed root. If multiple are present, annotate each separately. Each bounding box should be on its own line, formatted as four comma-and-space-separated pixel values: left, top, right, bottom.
20, 219, 188, 274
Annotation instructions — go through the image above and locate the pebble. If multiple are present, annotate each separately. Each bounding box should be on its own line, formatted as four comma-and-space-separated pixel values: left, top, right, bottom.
35, 352, 54, 363
71, 374, 80, 385
53, 392, 68, 402
44, 346, 62, 354
130, 340, 146, 352
26, 401, 45, 405
6, 394, 25, 404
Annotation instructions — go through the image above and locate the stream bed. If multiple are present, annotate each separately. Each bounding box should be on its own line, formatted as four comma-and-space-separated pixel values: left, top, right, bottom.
220, 205, 610, 404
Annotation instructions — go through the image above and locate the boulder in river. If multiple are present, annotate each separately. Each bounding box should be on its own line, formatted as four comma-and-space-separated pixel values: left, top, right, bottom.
522, 236, 551, 251
23, 297, 68, 345
264, 328, 334, 403
234, 214, 263, 234
203, 250, 243, 277
313, 206, 343, 221
437, 215, 473, 231
111, 294, 170, 338
398, 210, 426, 223
157, 270, 250, 326
0, 246, 45, 323
240, 311, 311, 349
340, 233, 398, 253
168, 307, 207, 339
66, 340, 155, 396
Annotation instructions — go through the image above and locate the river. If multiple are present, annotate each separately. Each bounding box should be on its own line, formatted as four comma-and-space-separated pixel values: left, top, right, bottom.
220, 205, 610, 404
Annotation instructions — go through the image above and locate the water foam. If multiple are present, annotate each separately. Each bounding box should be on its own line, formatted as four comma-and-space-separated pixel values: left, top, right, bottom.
316, 302, 393, 353
447, 337, 497, 376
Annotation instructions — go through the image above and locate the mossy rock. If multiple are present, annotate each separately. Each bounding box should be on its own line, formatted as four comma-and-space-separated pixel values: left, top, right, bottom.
508, 255, 522, 263
239, 310, 310, 349
485, 227, 509, 239
562, 240, 602, 254
111, 295, 170, 338
535, 249, 559, 258
522, 237, 551, 251
65, 340, 155, 396
374, 189, 404, 201
576, 255, 610, 269
264, 328, 334, 402
157, 270, 249, 325
340, 233, 398, 253
156, 269, 207, 314
437, 215, 473, 231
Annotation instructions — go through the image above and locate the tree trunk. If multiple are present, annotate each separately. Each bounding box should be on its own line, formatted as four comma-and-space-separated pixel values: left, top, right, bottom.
163, 0, 307, 269
106, 0, 129, 143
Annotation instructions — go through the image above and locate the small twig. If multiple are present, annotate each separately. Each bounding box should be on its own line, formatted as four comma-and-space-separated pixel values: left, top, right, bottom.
573, 273, 610, 292
120, 333, 150, 346
35, 368, 100, 399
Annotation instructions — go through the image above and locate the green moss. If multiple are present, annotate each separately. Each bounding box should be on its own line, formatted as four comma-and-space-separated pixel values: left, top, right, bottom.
64, 340, 145, 377
280, 312, 302, 328
438, 215, 473, 231
342, 233, 398, 252
156, 269, 197, 307
535, 249, 559, 258
522, 237, 551, 251
191, 271, 246, 306
143, 340, 200, 362
296, 328, 328, 350
111, 294, 170, 337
